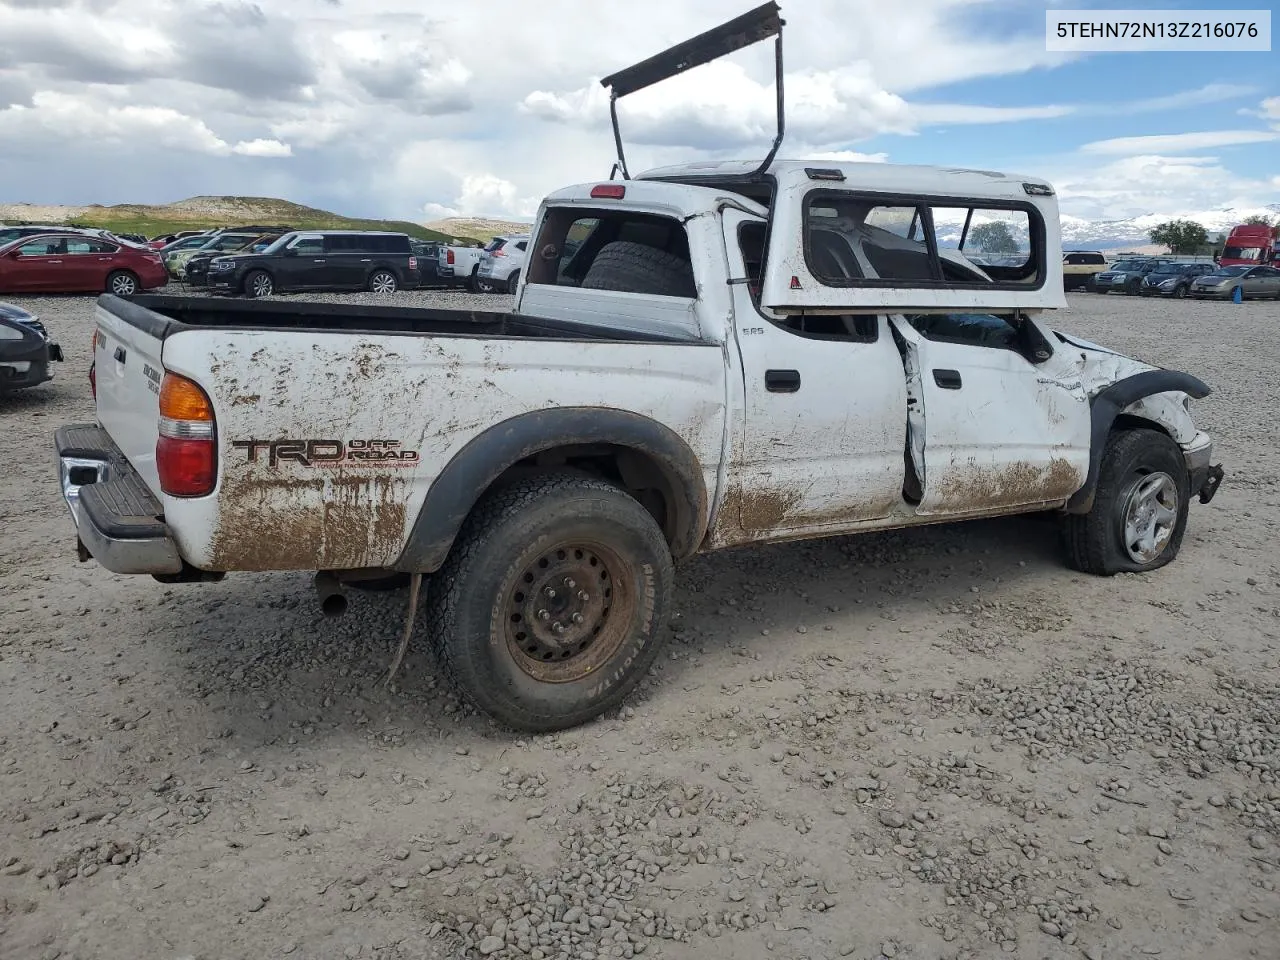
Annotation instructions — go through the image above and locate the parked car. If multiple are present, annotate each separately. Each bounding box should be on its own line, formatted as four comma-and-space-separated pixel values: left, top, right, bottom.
1139, 262, 1218, 298
149, 230, 210, 250
185, 234, 282, 287
436, 243, 485, 289
1188, 264, 1280, 300
476, 234, 529, 293
410, 240, 444, 288
49, 6, 1224, 734
156, 231, 220, 257
166, 230, 279, 280
0, 300, 62, 392
0, 232, 168, 295
1062, 250, 1108, 291
1091, 257, 1174, 294
206, 230, 420, 297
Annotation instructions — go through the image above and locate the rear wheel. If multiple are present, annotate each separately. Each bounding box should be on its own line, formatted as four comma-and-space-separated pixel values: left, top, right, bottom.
1174, 284, 1187, 298
369, 270, 398, 295
106, 270, 139, 296
429, 472, 673, 732
1062, 428, 1190, 576
244, 270, 274, 298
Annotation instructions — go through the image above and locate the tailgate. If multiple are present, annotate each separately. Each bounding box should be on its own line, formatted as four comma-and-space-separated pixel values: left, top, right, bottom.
93, 300, 165, 496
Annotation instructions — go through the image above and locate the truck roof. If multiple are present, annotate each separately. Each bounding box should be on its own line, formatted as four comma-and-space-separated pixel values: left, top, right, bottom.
635, 158, 1055, 202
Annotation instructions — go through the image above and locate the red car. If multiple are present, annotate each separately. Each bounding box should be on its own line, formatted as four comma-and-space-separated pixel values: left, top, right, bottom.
0, 232, 169, 296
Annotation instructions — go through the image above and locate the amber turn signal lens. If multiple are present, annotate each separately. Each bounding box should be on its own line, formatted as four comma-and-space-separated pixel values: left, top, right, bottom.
159, 373, 213, 421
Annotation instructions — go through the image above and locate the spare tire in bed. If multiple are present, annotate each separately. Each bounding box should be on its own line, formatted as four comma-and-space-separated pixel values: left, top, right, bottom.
581, 241, 696, 298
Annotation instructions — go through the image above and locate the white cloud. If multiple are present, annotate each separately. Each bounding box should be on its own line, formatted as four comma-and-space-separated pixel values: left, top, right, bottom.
1080, 130, 1280, 155
232, 138, 293, 158
909, 103, 1075, 124
1117, 83, 1256, 114
1258, 96, 1280, 125
1050, 154, 1278, 221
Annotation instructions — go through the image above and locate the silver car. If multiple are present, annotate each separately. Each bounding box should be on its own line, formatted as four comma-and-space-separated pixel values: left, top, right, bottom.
1189, 264, 1280, 300
476, 235, 529, 295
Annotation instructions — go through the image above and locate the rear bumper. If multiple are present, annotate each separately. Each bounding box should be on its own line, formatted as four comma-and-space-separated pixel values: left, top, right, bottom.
54, 424, 183, 575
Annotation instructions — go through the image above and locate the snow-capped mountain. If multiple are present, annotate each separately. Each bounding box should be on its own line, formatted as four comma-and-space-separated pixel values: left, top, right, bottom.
1060, 204, 1280, 250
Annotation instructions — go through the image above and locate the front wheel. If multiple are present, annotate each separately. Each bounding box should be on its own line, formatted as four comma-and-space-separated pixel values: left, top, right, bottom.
369, 270, 398, 295
1174, 284, 1188, 298
106, 270, 139, 296
1062, 428, 1190, 576
244, 270, 274, 298
429, 472, 674, 732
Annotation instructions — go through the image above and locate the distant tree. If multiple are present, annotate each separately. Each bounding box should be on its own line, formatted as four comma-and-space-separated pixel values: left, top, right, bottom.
969, 221, 1018, 253
1148, 220, 1209, 255
1242, 214, 1276, 228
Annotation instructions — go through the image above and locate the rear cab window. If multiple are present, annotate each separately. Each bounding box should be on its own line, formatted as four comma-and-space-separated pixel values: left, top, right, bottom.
526, 208, 694, 297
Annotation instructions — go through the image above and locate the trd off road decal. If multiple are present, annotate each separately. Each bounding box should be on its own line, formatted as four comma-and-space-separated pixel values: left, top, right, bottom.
232, 439, 420, 467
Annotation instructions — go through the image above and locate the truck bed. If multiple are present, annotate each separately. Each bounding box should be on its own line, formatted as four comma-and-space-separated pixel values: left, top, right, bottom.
110, 294, 700, 344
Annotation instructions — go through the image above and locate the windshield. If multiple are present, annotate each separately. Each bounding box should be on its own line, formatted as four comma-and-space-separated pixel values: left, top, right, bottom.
258, 234, 295, 255
1210, 265, 1250, 277
1222, 246, 1262, 260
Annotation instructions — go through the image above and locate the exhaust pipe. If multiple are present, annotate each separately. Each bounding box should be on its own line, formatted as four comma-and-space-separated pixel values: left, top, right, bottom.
314, 571, 348, 617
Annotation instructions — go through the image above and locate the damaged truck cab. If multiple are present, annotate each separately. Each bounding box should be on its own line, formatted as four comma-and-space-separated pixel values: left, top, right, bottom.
55, 3, 1223, 733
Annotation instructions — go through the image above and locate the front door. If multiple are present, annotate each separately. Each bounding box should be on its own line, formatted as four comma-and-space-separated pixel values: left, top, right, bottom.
889, 312, 1092, 516
7, 238, 67, 292
275, 235, 326, 290
712, 210, 908, 542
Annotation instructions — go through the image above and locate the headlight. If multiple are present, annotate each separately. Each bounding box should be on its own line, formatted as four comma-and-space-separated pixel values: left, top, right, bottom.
1158, 279, 1176, 288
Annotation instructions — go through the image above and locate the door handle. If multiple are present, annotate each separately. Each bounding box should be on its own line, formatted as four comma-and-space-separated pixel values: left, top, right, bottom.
765, 369, 801, 393
113, 347, 126, 364
933, 369, 962, 390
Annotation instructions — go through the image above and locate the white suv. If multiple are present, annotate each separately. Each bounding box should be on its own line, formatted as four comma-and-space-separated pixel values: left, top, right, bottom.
476, 235, 529, 294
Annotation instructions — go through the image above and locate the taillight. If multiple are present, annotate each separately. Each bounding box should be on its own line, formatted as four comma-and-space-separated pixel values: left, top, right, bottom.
408, 256, 417, 270
156, 372, 216, 497
446, 249, 455, 264
492, 248, 507, 257
590, 184, 626, 199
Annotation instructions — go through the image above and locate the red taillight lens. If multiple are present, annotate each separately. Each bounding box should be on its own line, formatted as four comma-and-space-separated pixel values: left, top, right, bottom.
446, 249, 455, 264
156, 436, 216, 497
156, 372, 216, 497
492, 248, 506, 257
591, 184, 626, 199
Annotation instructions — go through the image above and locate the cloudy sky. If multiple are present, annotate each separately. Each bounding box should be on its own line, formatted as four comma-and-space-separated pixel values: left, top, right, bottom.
1, 0, 1276, 224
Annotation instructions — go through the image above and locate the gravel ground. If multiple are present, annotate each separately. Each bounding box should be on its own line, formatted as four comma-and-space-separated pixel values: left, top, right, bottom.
1, 288, 1278, 960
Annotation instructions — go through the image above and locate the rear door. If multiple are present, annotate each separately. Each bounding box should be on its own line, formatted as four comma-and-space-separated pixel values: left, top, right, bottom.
889, 312, 1091, 516
323, 234, 367, 287
94, 303, 167, 494
63, 237, 119, 292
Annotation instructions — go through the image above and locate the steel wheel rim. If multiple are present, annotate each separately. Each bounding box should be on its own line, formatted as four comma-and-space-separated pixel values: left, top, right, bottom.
504, 540, 634, 683
252, 274, 272, 297
1121, 471, 1178, 564
112, 275, 136, 295
372, 273, 396, 294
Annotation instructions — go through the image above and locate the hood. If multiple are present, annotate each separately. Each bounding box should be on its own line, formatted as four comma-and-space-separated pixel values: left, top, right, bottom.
0, 301, 37, 323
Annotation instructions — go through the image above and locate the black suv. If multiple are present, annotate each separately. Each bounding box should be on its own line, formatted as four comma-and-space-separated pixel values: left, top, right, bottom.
207, 230, 420, 297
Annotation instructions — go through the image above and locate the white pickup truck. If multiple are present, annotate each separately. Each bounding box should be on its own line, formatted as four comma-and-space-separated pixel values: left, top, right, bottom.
54, 4, 1223, 733
435, 243, 486, 290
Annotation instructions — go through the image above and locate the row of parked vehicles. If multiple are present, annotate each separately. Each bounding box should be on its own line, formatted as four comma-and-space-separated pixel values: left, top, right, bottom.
0, 218, 536, 299
1063, 250, 1280, 300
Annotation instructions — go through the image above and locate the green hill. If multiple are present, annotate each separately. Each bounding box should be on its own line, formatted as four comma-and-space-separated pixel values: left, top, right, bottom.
0, 196, 457, 244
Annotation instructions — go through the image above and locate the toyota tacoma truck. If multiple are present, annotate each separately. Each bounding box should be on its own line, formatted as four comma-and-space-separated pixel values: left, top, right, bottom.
53, 3, 1224, 732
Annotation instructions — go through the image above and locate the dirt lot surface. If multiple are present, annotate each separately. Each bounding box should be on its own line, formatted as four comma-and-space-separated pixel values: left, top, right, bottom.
2, 289, 1278, 960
